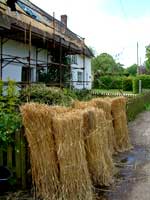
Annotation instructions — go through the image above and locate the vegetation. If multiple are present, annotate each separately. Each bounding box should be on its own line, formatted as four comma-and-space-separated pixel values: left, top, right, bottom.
127, 92, 150, 121
145, 45, 150, 72
92, 53, 124, 78
93, 75, 123, 90
122, 77, 133, 91
0, 80, 21, 148
125, 64, 137, 76
21, 84, 92, 106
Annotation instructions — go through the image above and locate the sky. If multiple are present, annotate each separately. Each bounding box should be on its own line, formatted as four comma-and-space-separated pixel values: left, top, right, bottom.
31, 0, 150, 67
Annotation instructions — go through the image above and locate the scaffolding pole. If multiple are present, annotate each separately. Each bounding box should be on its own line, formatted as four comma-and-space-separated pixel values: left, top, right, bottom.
0, 37, 3, 79
82, 38, 85, 89
28, 23, 32, 84
59, 38, 62, 87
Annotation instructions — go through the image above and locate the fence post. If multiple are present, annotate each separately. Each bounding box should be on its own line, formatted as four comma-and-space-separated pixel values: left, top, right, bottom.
15, 131, 21, 184
21, 128, 26, 189
7, 145, 13, 169
0, 148, 3, 165
139, 80, 142, 94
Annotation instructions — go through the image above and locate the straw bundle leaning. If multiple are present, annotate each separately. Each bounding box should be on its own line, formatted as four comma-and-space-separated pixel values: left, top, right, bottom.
82, 107, 114, 186
109, 97, 132, 152
91, 98, 116, 154
20, 103, 60, 200
52, 110, 93, 200
73, 100, 116, 154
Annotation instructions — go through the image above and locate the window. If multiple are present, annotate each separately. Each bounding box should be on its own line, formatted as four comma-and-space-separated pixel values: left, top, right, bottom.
22, 66, 34, 82
77, 71, 83, 82
71, 55, 77, 64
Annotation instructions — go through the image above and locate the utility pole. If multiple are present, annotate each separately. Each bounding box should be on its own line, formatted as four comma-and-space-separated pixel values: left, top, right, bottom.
137, 42, 139, 75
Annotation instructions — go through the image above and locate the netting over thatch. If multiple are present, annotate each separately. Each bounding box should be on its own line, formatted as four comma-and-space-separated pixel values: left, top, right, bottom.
82, 107, 114, 186
52, 110, 93, 200
108, 97, 132, 152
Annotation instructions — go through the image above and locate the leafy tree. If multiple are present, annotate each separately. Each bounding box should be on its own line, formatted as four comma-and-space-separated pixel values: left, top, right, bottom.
92, 53, 124, 75
125, 64, 137, 76
145, 45, 150, 72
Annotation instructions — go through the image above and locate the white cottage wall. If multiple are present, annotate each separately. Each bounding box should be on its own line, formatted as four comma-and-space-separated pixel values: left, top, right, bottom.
2, 39, 49, 82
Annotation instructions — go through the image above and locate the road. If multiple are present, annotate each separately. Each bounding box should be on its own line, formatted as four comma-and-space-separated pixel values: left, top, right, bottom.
101, 111, 150, 200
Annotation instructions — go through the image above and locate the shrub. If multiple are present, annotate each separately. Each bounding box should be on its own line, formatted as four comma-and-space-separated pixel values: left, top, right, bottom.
0, 80, 21, 148
122, 77, 132, 91
132, 78, 139, 94
74, 89, 92, 101
136, 75, 150, 89
127, 92, 150, 121
21, 84, 74, 106
96, 76, 123, 89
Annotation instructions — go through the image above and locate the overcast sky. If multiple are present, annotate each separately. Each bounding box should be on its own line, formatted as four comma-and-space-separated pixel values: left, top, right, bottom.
31, 0, 150, 67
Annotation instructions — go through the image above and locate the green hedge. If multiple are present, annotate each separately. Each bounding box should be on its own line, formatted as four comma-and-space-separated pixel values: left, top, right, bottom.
132, 78, 139, 94
122, 77, 132, 91
97, 76, 123, 89
136, 75, 150, 89
132, 75, 150, 93
127, 92, 150, 121
94, 76, 134, 91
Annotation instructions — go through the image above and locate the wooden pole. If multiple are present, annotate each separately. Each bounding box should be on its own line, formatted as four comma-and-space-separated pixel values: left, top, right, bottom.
0, 37, 3, 79
137, 42, 139, 75
59, 38, 62, 87
7, 145, 13, 169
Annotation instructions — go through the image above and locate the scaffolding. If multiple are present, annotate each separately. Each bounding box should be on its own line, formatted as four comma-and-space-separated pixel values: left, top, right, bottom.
0, 0, 92, 89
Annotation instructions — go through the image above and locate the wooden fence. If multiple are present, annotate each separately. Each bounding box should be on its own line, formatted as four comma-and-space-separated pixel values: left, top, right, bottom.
0, 129, 27, 189
91, 90, 137, 97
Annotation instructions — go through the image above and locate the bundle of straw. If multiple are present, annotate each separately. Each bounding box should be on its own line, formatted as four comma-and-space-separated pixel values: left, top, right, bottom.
52, 110, 93, 200
91, 98, 116, 154
73, 100, 116, 154
20, 103, 60, 200
109, 97, 132, 152
83, 107, 114, 186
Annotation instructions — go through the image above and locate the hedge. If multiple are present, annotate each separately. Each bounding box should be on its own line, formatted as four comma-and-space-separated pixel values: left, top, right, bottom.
132, 78, 139, 94
136, 75, 150, 89
96, 76, 123, 89
94, 75, 150, 93
93, 76, 134, 91
127, 91, 150, 121
122, 77, 132, 91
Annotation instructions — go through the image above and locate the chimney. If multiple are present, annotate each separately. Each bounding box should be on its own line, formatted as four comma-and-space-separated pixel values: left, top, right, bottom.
61, 15, 67, 27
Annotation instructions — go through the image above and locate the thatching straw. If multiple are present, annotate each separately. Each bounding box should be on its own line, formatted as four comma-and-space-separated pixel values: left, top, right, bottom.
20, 103, 60, 200
91, 98, 116, 154
72, 100, 116, 154
108, 97, 132, 152
82, 107, 114, 186
52, 110, 93, 200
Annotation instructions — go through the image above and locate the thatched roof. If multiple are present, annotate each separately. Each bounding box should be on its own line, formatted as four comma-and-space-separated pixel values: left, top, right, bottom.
0, 0, 93, 57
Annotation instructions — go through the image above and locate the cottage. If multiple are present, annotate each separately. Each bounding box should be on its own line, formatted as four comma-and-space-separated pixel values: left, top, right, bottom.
0, 0, 93, 89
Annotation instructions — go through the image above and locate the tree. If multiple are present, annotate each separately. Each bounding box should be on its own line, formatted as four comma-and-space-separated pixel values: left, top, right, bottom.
125, 64, 137, 76
92, 53, 123, 75
145, 45, 150, 72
